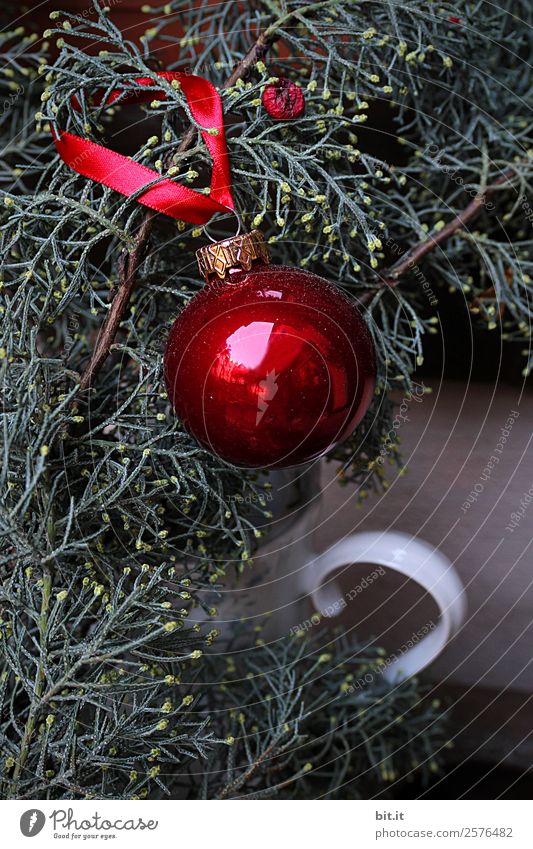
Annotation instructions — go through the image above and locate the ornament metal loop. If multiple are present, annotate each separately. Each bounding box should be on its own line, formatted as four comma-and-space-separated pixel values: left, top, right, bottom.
202, 207, 243, 243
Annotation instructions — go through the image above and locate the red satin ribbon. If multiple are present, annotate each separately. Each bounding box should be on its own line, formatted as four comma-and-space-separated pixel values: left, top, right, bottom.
52, 72, 234, 225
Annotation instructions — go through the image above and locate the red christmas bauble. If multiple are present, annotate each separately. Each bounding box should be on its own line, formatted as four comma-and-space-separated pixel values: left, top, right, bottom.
164, 232, 375, 468
262, 78, 305, 120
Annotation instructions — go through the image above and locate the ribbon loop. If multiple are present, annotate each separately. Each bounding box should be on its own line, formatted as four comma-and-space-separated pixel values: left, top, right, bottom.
52, 72, 234, 225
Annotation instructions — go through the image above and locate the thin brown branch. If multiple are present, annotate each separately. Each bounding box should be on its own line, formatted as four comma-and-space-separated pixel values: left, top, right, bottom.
78, 210, 155, 394
216, 739, 277, 799
358, 167, 517, 306
76, 29, 276, 397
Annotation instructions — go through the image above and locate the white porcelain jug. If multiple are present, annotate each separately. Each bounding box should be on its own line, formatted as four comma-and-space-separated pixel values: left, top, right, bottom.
192, 462, 466, 683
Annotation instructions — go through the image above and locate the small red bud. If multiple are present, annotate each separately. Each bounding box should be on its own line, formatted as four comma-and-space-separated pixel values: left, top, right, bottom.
262, 78, 305, 121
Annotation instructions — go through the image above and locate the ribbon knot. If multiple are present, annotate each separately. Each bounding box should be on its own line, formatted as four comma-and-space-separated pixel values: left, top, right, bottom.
52, 71, 234, 225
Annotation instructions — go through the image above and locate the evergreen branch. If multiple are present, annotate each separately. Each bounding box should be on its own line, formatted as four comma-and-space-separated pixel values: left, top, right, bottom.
11, 568, 52, 785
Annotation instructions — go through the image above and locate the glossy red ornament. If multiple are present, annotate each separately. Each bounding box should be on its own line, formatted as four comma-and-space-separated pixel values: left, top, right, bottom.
262, 78, 305, 120
164, 235, 375, 468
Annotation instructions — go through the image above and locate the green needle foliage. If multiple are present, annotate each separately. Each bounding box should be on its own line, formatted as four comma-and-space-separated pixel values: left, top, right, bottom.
189, 633, 447, 800
0, 0, 530, 799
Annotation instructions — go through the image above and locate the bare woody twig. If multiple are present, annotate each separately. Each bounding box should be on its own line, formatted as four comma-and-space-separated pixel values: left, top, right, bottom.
358, 166, 516, 305
77, 29, 276, 396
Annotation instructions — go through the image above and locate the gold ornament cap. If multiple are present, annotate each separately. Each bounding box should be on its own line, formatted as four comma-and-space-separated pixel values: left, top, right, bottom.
196, 229, 270, 282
